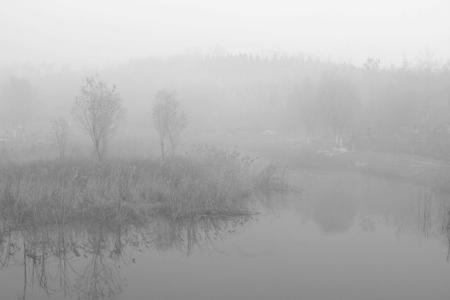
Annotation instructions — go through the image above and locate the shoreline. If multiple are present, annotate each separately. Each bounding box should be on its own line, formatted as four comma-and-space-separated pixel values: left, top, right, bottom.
249, 143, 450, 192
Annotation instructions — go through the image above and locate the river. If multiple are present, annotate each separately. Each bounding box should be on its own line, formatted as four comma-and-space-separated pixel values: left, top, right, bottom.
1, 170, 449, 300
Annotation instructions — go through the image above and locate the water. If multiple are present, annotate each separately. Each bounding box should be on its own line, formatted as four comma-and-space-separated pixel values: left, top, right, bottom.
1, 170, 450, 300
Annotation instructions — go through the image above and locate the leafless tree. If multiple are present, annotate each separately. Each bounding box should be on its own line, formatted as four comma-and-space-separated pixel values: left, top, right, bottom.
152, 90, 187, 159
72, 76, 124, 161
51, 118, 69, 161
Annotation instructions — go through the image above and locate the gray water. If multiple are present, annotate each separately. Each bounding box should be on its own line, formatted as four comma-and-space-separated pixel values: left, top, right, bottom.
1, 170, 450, 300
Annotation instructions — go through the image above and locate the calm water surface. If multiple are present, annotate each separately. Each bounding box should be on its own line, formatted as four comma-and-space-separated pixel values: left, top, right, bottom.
1, 170, 450, 300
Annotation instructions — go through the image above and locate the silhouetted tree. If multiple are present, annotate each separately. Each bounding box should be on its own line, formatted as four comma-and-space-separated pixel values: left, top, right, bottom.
152, 90, 187, 159
72, 76, 124, 160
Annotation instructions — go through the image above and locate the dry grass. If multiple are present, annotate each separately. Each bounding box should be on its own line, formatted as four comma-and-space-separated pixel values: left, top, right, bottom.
0, 146, 286, 228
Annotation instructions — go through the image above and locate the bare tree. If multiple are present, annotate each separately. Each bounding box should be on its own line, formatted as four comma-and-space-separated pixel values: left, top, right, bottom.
152, 90, 187, 159
51, 118, 69, 161
72, 76, 124, 161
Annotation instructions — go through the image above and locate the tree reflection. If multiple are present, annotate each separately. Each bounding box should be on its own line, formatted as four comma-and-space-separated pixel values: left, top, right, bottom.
0, 227, 18, 269
74, 225, 123, 300
310, 177, 358, 234
418, 189, 434, 239
444, 209, 450, 262
147, 213, 254, 255
18, 226, 80, 300
0, 212, 253, 299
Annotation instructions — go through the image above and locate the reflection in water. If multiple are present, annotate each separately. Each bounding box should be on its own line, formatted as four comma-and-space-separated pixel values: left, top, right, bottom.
446, 210, 450, 261
2, 171, 450, 300
74, 225, 123, 300
148, 214, 254, 255
293, 172, 450, 241
418, 188, 433, 239
310, 178, 358, 234
0, 213, 254, 300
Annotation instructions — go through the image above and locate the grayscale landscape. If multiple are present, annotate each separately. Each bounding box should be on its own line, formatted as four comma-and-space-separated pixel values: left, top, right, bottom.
1, 0, 450, 299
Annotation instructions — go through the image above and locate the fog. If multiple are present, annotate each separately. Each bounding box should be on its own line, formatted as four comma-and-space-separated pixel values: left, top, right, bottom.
2, 1, 450, 300
2, 0, 450, 66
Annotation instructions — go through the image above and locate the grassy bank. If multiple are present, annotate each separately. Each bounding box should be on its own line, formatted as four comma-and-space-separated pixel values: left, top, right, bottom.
250, 141, 450, 192
189, 131, 450, 192
196, 129, 450, 191
0, 146, 286, 228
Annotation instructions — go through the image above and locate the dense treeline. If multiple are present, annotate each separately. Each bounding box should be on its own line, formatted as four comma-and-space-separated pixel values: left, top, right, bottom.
1, 54, 450, 160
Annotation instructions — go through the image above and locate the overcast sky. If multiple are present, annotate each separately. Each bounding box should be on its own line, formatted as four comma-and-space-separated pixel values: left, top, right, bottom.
1, 0, 449, 67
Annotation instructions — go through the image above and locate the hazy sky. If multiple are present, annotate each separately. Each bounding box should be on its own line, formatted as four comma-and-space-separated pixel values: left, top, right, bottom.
1, 0, 449, 67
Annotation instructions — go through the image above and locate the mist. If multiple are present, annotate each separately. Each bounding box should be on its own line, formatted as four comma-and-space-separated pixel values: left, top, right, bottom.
2, 0, 450, 66
1, 1, 450, 300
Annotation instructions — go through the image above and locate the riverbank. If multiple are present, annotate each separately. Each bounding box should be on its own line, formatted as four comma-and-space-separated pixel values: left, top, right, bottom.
251, 142, 450, 192
187, 131, 450, 192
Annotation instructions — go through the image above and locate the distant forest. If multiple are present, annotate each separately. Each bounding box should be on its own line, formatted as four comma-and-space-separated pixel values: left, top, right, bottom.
1, 54, 450, 160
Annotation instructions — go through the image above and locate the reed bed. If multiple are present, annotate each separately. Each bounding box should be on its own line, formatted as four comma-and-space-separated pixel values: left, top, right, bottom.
0, 146, 286, 228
